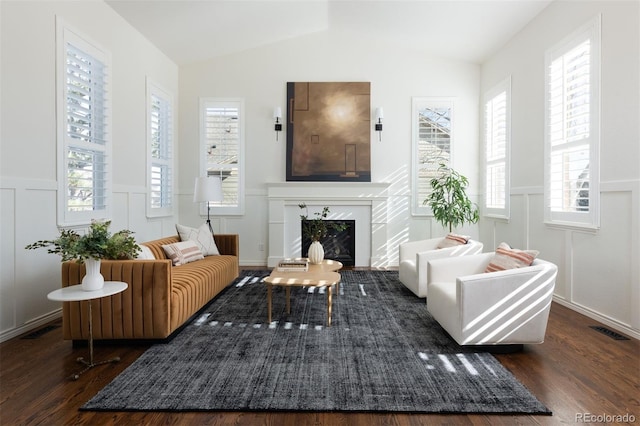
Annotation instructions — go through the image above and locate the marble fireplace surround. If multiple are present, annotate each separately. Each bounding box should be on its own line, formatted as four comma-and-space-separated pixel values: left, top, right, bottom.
267, 182, 390, 267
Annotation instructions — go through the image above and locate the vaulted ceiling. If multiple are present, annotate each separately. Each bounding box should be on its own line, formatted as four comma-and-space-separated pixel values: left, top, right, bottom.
106, 0, 552, 65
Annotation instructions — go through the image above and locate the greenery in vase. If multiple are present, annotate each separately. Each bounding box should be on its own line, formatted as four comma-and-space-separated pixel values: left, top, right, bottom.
25, 220, 141, 262
299, 204, 348, 242
423, 163, 479, 232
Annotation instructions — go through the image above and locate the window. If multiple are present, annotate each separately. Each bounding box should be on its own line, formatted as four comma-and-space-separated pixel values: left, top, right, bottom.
147, 81, 173, 217
411, 98, 454, 215
544, 16, 600, 229
199, 98, 245, 215
56, 19, 111, 226
483, 78, 510, 218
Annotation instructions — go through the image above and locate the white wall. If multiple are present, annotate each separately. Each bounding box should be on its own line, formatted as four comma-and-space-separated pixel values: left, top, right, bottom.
0, 1, 179, 341
178, 29, 481, 265
480, 0, 640, 338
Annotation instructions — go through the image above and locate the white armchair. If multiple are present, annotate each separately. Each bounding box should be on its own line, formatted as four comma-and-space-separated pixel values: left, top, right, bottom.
398, 238, 483, 297
426, 252, 557, 346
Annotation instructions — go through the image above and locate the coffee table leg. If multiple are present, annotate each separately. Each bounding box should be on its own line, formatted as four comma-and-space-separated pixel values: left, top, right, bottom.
267, 284, 272, 323
327, 285, 332, 327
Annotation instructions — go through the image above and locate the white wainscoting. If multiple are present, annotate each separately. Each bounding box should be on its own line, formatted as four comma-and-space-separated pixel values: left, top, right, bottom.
479, 179, 640, 340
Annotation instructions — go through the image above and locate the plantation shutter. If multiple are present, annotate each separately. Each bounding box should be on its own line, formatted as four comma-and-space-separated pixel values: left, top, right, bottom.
544, 16, 600, 229
149, 89, 173, 214
548, 40, 591, 213
411, 98, 454, 215
200, 99, 244, 214
485, 90, 507, 212
58, 22, 112, 225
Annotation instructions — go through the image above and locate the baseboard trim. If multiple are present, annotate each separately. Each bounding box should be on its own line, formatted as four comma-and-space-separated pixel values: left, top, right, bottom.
553, 296, 639, 340
0, 310, 62, 343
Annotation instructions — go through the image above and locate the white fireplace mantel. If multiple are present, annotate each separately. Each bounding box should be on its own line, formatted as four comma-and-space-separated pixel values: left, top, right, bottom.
266, 182, 390, 267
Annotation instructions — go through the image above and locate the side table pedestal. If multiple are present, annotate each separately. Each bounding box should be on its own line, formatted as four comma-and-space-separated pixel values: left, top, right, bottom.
47, 281, 128, 380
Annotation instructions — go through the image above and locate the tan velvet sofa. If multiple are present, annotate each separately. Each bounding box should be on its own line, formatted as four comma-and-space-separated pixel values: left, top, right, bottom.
61, 234, 239, 341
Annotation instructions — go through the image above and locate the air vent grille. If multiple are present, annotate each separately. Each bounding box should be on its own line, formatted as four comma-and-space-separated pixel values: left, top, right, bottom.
21, 325, 60, 339
589, 326, 630, 341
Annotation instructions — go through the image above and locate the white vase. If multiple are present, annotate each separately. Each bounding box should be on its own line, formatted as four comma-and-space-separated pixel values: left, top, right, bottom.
82, 258, 104, 291
308, 241, 325, 265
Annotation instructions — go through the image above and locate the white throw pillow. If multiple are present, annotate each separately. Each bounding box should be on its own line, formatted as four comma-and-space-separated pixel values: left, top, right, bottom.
175, 223, 220, 256
162, 240, 205, 266
137, 244, 156, 260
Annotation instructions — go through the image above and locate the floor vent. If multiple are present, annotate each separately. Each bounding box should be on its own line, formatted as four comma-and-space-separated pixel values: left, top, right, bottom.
21, 324, 60, 339
589, 326, 630, 341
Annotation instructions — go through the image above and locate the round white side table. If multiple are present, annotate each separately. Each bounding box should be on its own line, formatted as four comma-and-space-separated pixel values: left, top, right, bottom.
47, 281, 128, 380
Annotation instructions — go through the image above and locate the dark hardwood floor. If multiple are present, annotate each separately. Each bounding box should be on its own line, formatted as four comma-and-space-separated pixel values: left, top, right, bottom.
1, 268, 638, 425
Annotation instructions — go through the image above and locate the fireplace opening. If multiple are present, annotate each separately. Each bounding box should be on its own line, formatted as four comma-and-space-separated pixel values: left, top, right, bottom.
301, 220, 355, 266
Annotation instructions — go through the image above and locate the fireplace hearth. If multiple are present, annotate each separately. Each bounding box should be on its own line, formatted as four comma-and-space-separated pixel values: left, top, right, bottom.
301, 220, 355, 266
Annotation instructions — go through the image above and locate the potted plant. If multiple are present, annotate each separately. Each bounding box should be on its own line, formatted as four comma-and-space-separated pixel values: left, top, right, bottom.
25, 220, 140, 291
299, 204, 347, 264
424, 163, 479, 232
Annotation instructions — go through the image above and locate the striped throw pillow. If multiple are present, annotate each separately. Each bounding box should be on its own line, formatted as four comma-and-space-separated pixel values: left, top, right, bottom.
436, 233, 470, 249
162, 240, 205, 266
485, 242, 539, 273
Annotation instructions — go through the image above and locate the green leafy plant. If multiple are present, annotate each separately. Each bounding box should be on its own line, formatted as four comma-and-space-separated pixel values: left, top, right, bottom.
299, 204, 348, 242
424, 163, 479, 232
25, 220, 141, 262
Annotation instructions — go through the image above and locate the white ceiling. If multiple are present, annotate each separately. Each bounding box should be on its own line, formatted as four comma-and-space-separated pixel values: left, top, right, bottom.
106, 0, 552, 65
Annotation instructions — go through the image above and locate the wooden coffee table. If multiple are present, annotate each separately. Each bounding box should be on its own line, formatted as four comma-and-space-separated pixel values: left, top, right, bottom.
264, 259, 342, 326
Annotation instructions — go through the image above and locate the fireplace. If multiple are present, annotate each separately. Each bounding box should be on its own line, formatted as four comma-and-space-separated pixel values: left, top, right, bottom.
266, 182, 390, 267
301, 220, 355, 266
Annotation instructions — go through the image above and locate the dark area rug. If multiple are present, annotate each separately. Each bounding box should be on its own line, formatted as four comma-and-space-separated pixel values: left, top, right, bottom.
82, 270, 551, 414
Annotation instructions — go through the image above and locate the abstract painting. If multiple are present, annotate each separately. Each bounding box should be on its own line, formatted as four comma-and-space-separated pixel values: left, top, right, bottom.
286, 82, 371, 181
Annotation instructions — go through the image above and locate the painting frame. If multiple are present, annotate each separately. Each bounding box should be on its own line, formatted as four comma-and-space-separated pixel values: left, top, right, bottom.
286, 82, 371, 182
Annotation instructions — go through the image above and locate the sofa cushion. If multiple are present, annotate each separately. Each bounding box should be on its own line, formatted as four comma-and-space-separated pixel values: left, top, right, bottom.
485, 242, 539, 273
436, 233, 470, 249
162, 240, 205, 266
176, 223, 220, 256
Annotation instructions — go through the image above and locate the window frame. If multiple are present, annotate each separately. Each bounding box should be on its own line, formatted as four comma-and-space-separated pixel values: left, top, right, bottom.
56, 18, 112, 227
544, 15, 601, 230
482, 77, 511, 219
198, 97, 245, 216
146, 79, 174, 218
411, 97, 455, 216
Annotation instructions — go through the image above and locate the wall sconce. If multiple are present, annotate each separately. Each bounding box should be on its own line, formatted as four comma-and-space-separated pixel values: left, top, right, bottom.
274, 107, 282, 140
375, 107, 384, 141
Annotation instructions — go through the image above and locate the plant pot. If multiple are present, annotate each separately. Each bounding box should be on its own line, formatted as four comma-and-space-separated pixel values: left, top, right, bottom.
308, 241, 324, 265
82, 258, 104, 291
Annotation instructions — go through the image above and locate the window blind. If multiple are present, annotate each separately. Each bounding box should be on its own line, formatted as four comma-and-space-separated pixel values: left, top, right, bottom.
58, 23, 111, 224
548, 40, 591, 213
416, 106, 452, 206
203, 104, 240, 206
485, 91, 507, 210
544, 15, 600, 229
149, 91, 173, 211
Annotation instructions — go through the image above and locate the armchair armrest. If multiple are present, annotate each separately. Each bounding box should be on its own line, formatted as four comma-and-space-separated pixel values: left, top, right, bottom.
61, 259, 173, 340
457, 260, 558, 344
427, 252, 494, 286
399, 238, 441, 262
